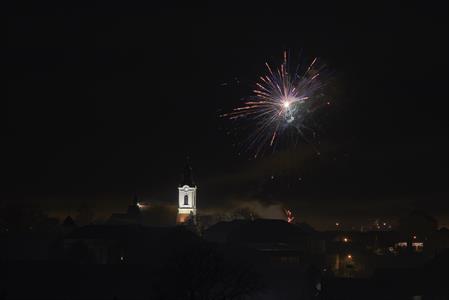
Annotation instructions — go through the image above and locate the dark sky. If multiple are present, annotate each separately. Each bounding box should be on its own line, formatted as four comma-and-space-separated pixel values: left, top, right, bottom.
5, 1, 448, 229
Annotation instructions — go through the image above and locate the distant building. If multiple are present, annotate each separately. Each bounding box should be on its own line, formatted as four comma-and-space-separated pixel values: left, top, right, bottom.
108, 196, 141, 225
177, 162, 197, 224
204, 219, 326, 266
63, 224, 199, 264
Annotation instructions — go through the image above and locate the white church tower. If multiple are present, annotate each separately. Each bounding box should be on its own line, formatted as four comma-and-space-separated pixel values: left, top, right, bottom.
176, 162, 197, 223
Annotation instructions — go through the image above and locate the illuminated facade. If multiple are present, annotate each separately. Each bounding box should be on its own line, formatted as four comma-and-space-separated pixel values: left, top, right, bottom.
176, 162, 197, 224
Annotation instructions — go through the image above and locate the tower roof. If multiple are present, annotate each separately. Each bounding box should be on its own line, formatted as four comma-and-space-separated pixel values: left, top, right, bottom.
180, 161, 195, 187
62, 215, 76, 227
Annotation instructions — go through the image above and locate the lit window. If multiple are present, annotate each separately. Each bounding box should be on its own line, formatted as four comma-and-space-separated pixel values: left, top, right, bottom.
412, 242, 423, 246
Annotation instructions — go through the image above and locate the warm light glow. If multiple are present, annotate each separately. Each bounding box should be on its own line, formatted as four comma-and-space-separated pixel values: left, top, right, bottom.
335, 222, 340, 226
343, 237, 349, 242
347, 254, 352, 259
176, 213, 191, 224
137, 201, 151, 210
413, 235, 417, 240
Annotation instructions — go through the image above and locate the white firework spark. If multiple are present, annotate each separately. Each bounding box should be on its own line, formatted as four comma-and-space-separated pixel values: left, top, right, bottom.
222, 51, 329, 157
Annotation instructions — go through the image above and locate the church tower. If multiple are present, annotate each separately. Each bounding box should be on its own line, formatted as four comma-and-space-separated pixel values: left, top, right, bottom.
176, 161, 197, 223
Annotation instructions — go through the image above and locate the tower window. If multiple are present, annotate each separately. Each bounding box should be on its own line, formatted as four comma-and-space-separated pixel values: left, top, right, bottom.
184, 194, 189, 205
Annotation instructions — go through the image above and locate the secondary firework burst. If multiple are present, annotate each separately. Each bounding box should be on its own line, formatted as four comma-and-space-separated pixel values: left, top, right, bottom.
222, 51, 329, 157
284, 208, 295, 224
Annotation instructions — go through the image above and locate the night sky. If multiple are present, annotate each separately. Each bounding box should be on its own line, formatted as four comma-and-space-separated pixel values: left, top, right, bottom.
5, 1, 448, 229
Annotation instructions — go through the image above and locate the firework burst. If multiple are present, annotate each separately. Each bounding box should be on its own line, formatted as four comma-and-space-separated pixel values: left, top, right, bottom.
222, 51, 329, 157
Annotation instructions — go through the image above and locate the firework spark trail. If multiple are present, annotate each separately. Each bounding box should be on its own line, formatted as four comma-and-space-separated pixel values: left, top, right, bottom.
221, 51, 328, 157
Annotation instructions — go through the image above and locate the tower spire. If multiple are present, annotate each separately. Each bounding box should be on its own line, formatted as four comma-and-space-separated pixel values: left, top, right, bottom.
180, 157, 195, 187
